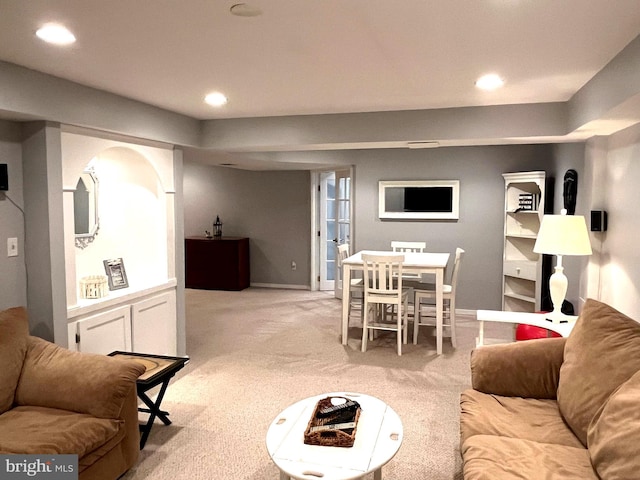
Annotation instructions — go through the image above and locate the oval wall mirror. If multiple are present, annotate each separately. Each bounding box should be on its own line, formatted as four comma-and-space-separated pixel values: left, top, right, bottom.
74, 167, 99, 249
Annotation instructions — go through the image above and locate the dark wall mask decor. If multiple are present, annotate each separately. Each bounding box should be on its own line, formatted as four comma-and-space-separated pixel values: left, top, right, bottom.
563, 169, 578, 215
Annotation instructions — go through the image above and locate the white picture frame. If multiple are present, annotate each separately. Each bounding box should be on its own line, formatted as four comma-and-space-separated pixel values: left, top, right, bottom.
378, 180, 460, 220
103, 257, 129, 290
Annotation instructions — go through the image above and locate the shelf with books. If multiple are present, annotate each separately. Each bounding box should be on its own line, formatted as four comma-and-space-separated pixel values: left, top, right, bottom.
502, 171, 551, 312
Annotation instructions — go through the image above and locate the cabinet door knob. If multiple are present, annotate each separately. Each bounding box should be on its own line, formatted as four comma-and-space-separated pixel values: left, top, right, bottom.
516, 267, 521, 274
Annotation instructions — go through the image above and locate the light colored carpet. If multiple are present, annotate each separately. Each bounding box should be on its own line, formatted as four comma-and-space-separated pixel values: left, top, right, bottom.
122, 288, 513, 480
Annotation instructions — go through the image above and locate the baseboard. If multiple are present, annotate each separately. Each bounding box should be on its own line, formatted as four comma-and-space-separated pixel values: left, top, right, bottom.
250, 282, 310, 290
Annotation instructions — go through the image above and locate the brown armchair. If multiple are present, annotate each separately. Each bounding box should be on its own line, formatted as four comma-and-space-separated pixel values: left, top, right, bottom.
0, 307, 145, 480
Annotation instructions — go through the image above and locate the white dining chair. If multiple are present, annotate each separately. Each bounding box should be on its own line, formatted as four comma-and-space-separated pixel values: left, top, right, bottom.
391, 241, 426, 253
361, 253, 409, 356
391, 241, 427, 282
391, 240, 428, 309
412, 248, 465, 349
337, 243, 364, 324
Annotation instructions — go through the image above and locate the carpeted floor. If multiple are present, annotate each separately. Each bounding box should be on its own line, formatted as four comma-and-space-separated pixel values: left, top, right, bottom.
122, 288, 513, 480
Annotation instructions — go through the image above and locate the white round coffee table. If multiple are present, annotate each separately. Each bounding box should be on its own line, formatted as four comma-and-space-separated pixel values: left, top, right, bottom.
266, 392, 403, 480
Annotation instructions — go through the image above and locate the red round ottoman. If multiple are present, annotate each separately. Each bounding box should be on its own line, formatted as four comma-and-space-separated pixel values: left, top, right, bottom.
515, 323, 561, 341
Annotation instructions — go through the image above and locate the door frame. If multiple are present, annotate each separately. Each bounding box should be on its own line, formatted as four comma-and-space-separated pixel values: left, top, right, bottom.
319, 170, 334, 291
310, 166, 355, 292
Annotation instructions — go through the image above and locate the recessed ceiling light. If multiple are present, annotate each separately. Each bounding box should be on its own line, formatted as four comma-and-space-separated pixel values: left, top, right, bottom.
230, 3, 263, 17
204, 92, 228, 107
475, 74, 504, 91
36, 23, 76, 45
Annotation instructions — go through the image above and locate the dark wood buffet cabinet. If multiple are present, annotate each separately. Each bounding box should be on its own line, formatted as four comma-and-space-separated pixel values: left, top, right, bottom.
185, 237, 250, 290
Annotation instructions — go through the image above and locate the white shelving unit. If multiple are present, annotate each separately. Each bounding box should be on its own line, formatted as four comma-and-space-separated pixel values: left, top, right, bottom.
502, 171, 550, 312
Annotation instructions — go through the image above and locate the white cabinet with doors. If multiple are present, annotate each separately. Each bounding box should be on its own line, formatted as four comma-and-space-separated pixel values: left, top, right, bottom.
67, 305, 132, 355
67, 285, 177, 356
131, 291, 177, 355
502, 171, 551, 312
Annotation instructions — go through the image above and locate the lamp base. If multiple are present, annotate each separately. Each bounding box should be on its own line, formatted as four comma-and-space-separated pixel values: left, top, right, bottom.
548, 263, 568, 324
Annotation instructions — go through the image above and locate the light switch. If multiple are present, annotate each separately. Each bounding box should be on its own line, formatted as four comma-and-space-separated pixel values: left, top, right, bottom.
7, 237, 18, 257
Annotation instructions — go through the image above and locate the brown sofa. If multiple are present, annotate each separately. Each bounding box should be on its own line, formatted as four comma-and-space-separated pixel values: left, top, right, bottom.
0, 307, 145, 480
460, 299, 640, 479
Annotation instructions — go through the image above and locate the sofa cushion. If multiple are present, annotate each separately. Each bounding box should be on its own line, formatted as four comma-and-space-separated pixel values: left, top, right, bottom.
0, 405, 123, 457
460, 389, 583, 449
557, 299, 640, 446
470, 337, 566, 399
16, 336, 145, 419
587, 369, 640, 479
0, 307, 29, 414
462, 435, 598, 480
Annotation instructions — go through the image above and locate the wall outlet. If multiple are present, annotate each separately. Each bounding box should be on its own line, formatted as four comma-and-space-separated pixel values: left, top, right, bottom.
291, 261, 297, 271
7, 237, 18, 257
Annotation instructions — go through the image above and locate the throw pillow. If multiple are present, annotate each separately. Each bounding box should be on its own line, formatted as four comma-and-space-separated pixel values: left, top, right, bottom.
557, 299, 640, 446
0, 307, 29, 413
588, 369, 640, 478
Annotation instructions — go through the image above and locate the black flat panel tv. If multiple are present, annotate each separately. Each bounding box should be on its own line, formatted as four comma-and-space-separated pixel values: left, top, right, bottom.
404, 187, 453, 212
0, 164, 7, 191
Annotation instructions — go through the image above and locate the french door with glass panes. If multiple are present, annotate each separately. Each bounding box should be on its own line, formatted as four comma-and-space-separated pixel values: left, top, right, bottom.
318, 170, 352, 296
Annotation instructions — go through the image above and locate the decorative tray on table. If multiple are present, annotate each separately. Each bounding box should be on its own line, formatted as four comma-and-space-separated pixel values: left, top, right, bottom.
303, 396, 361, 448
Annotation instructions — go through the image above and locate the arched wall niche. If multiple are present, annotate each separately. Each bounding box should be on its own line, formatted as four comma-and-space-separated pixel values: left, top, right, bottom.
62, 132, 176, 309
74, 147, 167, 287
61, 131, 175, 192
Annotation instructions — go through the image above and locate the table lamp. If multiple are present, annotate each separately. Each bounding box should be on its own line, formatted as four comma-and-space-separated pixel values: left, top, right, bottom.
533, 209, 592, 322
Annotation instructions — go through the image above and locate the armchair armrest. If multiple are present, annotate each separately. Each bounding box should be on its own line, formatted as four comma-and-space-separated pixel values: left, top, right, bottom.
16, 337, 145, 419
470, 337, 566, 399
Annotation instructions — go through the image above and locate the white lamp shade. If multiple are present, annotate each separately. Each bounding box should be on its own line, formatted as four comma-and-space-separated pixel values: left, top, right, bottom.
533, 213, 592, 256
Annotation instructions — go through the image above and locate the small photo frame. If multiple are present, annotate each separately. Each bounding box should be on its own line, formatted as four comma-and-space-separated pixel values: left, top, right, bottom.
103, 258, 129, 290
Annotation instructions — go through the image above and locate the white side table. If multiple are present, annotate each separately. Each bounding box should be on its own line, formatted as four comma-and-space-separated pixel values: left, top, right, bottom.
476, 309, 578, 347
266, 392, 403, 480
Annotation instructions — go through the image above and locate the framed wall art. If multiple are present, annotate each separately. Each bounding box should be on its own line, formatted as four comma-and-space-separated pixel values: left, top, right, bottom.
378, 180, 460, 220
103, 257, 129, 290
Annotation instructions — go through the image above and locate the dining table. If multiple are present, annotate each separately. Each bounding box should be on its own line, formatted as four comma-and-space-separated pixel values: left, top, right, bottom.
341, 250, 451, 355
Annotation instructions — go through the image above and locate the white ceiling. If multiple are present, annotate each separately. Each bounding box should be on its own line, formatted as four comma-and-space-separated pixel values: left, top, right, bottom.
1, 0, 640, 122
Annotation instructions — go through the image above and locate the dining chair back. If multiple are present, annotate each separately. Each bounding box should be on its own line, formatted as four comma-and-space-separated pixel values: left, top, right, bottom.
413, 248, 465, 349
391, 241, 427, 281
391, 241, 426, 253
337, 243, 350, 264
361, 253, 409, 355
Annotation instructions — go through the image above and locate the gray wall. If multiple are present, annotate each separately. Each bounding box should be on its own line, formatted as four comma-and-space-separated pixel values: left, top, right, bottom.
583, 124, 640, 319
350, 144, 558, 310
22, 122, 67, 343
182, 143, 591, 312
0, 120, 27, 310
183, 161, 311, 287
0, 60, 200, 147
